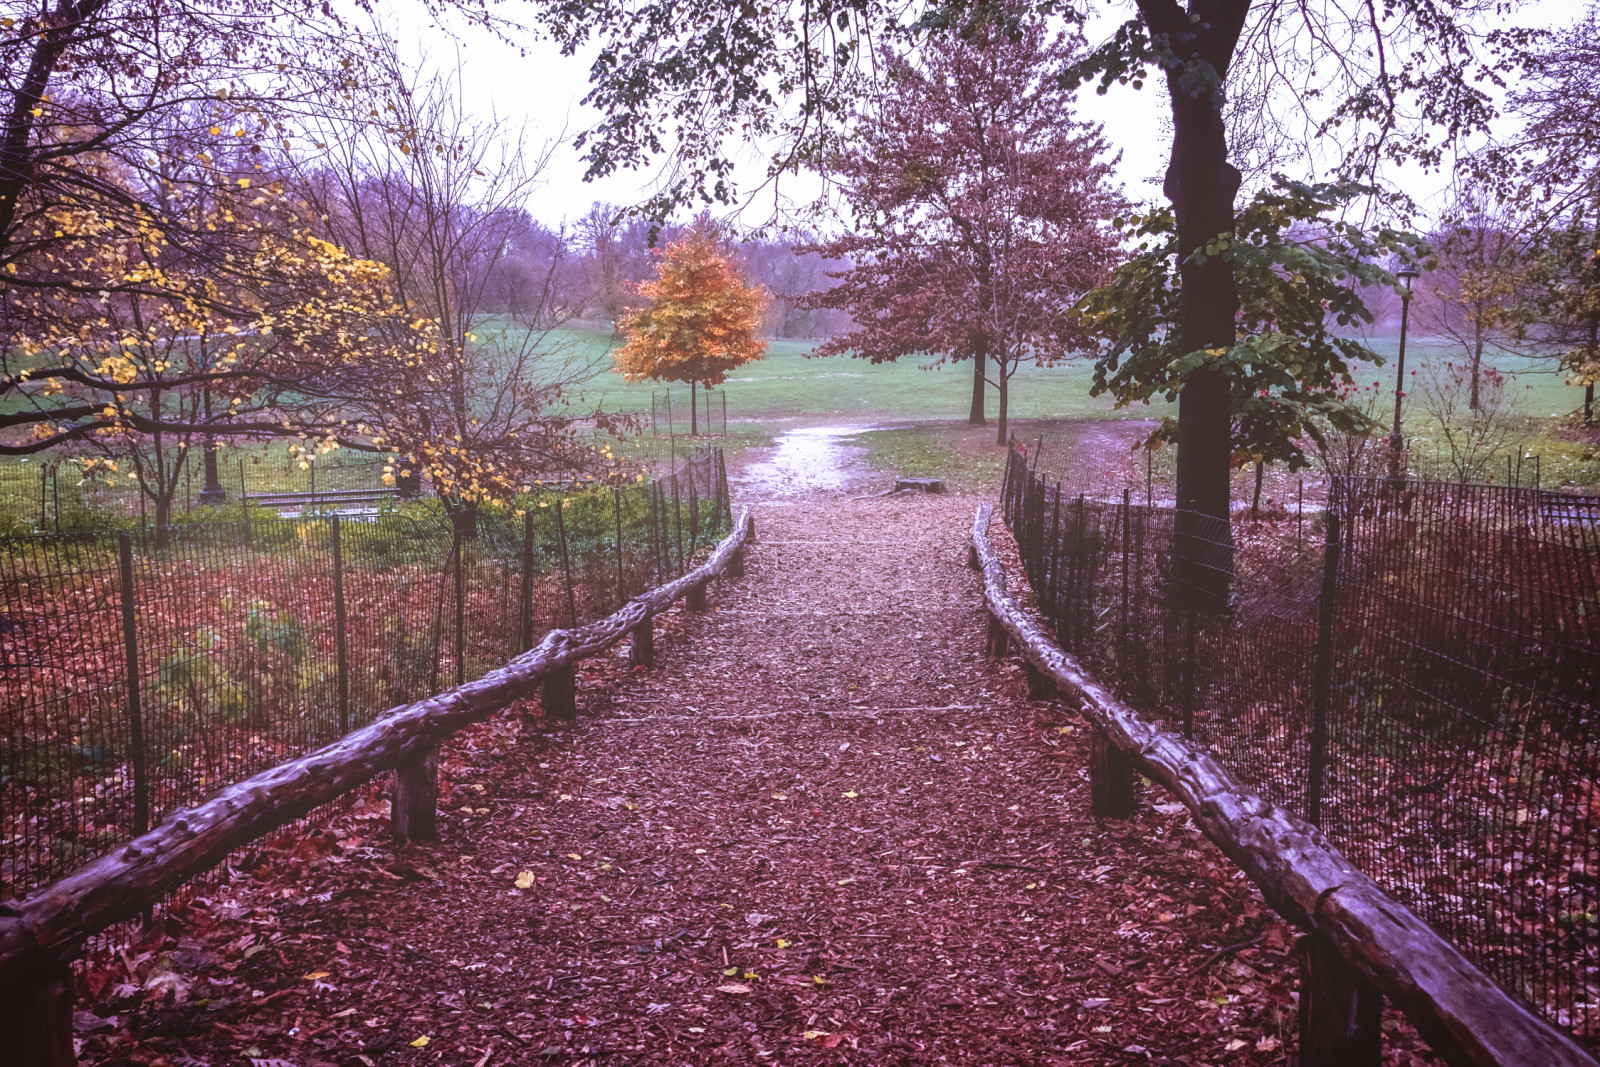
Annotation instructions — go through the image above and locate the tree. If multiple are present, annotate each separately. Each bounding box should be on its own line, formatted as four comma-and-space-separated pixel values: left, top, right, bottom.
1418, 200, 1532, 412
613, 224, 768, 434
1524, 211, 1600, 424
800, 23, 1122, 442
295, 54, 626, 517
1081, 180, 1422, 472
537, 0, 1508, 610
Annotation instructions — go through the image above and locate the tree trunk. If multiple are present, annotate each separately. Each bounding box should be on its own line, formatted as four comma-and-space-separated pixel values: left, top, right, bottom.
995, 366, 1009, 446
1470, 332, 1483, 412
969, 342, 987, 425
1165, 59, 1241, 616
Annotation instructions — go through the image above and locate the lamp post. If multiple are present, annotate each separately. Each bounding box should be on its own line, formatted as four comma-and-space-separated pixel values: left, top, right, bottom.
1387, 267, 1419, 486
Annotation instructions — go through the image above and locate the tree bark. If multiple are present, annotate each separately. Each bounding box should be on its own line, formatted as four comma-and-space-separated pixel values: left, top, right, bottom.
969, 342, 987, 425
995, 365, 1010, 446
1153, 0, 1248, 615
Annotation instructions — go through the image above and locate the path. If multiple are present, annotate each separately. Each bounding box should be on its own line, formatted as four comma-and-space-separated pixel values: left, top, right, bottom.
83, 495, 1443, 1066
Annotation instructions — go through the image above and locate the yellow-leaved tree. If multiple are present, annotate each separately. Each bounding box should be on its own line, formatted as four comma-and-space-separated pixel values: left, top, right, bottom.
613, 224, 768, 433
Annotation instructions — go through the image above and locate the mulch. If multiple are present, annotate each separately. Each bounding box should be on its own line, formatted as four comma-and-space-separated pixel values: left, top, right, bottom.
75, 494, 1444, 1066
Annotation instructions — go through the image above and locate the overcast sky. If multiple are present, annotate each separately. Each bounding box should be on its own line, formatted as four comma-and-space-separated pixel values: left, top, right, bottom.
380, 0, 1590, 232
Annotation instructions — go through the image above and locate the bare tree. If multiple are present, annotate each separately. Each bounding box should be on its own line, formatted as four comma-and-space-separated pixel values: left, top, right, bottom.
295, 49, 625, 517
1412, 361, 1529, 482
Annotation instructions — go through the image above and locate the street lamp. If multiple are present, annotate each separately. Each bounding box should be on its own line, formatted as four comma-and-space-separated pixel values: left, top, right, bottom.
1387, 266, 1419, 486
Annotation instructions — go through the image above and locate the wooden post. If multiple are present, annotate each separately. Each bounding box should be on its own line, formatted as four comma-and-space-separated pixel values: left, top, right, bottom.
687, 579, 708, 611
543, 663, 577, 721
1297, 932, 1382, 1067
985, 612, 1008, 657
967, 543, 981, 570
613, 486, 626, 609
631, 614, 655, 668
1, 963, 75, 1067
1023, 661, 1052, 701
391, 739, 439, 844
118, 533, 148, 836
1089, 727, 1137, 818
729, 546, 745, 578
333, 517, 350, 734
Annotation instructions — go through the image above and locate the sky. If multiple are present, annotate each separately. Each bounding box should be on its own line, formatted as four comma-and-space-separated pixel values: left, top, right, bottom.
380, 0, 1591, 232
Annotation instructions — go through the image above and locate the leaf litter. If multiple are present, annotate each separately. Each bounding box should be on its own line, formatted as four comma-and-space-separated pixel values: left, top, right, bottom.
77, 493, 1444, 1065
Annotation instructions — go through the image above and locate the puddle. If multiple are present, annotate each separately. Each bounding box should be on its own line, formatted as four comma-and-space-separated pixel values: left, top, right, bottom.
735, 424, 887, 499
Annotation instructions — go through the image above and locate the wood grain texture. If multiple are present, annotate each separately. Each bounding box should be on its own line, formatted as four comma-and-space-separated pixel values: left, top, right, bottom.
970, 503, 1597, 1067
0, 509, 752, 985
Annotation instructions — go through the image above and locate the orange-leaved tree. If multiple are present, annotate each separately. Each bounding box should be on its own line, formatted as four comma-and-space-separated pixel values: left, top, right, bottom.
613, 225, 767, 433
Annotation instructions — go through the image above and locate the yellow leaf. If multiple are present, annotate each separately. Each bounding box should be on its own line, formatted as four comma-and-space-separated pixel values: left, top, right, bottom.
303, 971, 331, 981
566, 853, 582, 860
209, 126, 222, 136
410, 1035, 431, 1048
804, 1030, 831, 1040
723, 966, 737, 976
236, 178, 250, 188
776, 939, 789, 949
842, 790, 858, 798
514, 871, 534, 889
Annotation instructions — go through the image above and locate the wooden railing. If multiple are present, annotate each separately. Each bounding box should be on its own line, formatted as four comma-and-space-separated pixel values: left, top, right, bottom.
0, 508, 755, 1066
970, 503, 1596, 1067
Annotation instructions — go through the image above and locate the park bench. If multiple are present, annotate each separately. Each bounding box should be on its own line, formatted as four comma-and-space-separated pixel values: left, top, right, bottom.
241, 487, 402, 516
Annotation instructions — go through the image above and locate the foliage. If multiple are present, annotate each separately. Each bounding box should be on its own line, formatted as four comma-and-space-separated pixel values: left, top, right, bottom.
1412, 361, 1528, 483
1078, 179, 1428, 470
296, 52, 633, 506
1523, 211, 1600, 405
613, 225, 768, 398
800, 21, 1123, 441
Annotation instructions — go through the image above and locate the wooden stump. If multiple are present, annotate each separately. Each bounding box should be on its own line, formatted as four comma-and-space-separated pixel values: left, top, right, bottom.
631, 616, 655, 669
1297, 932, 1382, 1067
729, 547, 745, 578
1089, 727, 1137, 818
967, 543, 981, 570
894, 477, 946, 494
392, 739, 439, 844
1, 965, 74, 1067
747, 515, 757, 543
985, 613, 1009, 657
543, 663, 577, 721
687, 580, 708, 611
1023, 661, 1053, 701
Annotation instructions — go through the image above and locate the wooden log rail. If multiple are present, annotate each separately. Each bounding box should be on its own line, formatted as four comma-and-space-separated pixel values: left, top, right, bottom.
0, 508, 755, 1065
969, 503, 1597, 1067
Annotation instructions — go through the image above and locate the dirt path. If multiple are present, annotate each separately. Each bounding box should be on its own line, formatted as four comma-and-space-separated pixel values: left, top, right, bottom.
82, 495, 1443, 1066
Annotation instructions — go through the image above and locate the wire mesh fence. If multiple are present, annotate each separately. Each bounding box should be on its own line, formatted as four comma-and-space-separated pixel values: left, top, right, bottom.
1002, 443, 1600, 1043
0, 447, 731, 902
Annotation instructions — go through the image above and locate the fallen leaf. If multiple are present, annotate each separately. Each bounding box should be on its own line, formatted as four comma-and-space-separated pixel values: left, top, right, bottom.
716, 983, 752, 994
303, 971, 330, 981
411, 1035, 431, 1048
514, 871, 535, 890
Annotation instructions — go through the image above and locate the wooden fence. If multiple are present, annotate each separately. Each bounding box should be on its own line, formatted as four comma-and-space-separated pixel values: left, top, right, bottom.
0, 508, 754, 1066
969, 502, 1597, 1067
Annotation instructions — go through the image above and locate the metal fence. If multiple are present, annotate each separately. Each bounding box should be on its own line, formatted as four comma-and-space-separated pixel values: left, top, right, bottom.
0, 448, 730, 900
1001, 444, 1600, 1043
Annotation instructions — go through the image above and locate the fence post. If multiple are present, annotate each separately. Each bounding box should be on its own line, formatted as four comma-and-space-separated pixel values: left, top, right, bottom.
555, 497, 577, 626
543, 662, 577, 720
118, 533, 148, 837
1296, 932, 1382, 1067
333, 517, 350, 735
1089, 728, 1137, 818
650, 483, 664, 587
1181, 608, 1196, 739
1046, 484, 1063, 616
1120, 488, 1131, 672
673, 474, 685, 575
613, 486, 625, 609
519, 510, 535, 651
631, 609, 655, 668
0, 960, 74, 1067
1307, 511, 1341, 826
391, 738, 439, 844
453, 522, 466, 687
688, 467, 700, 554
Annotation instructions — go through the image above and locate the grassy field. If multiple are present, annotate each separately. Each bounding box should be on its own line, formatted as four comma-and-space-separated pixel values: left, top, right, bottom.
3, 324, 1595, 534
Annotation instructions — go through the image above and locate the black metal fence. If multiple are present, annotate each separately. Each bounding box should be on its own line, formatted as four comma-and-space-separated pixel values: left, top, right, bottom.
0, 448, 730, 900
1002, 444, 1600, 1043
